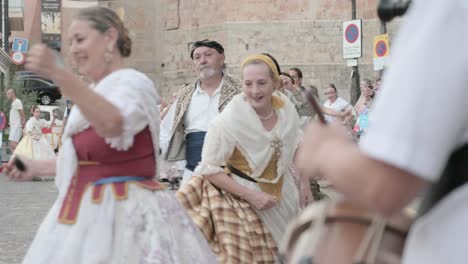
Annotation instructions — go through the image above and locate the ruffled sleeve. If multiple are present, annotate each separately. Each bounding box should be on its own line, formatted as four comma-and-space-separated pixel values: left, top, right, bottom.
193, 121, 236, 176
24, 118, 36, 133
97, 70, 158, 151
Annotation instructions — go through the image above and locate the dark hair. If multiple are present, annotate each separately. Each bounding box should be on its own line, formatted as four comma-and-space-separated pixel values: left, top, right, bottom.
190, 40, 224, 59
328, 83, 337, 93
76, 7, 132, 57
309, 85, 319, 98
261, 53, 281, 75
30, 105, 39, 114
280, 72, 295, 85
289, 67, 303, 79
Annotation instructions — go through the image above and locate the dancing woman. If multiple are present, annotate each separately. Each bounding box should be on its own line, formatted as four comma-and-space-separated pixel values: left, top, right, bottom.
4, 7, 216, 264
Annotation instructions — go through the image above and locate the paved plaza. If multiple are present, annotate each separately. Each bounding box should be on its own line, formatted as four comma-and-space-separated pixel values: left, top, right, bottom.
0, 174, 57, 264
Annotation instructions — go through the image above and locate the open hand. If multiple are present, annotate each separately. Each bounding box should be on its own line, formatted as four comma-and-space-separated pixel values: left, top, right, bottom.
297, 121, 351, 179
25, 44, 61, 80
3, 156, 36, 181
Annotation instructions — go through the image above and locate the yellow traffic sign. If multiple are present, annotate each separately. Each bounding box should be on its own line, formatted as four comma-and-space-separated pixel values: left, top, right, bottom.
374, 34, 390, 58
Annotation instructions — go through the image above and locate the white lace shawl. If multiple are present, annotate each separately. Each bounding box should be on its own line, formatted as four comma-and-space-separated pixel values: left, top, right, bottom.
55, 69, 161, 196
194, 92, 301, 184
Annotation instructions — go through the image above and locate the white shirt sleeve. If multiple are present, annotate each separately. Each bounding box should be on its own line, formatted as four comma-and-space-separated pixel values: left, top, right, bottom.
101, 72, 157, 151
25, 118, 36, 133
160, 101, 177, 154
16, 100, 23, 110
360, 0, 468, 182
193, 121, 236, 176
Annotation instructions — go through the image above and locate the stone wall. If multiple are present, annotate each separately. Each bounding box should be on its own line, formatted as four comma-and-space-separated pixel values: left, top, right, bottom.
63, 0, 404, 102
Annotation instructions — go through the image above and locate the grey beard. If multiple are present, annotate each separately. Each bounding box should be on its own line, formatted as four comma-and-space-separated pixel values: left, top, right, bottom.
199, 68, 218, 80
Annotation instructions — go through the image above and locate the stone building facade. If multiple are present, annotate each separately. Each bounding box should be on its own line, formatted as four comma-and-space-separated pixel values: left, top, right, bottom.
63, 0, 402, 102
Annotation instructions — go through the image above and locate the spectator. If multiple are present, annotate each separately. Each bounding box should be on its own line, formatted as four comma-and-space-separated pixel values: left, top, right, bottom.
323, 84, 353, 124
6, 89, 25, 152
162, 40, 241, 185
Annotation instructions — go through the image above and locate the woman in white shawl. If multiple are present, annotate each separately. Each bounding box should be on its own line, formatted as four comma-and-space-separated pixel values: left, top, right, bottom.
177, 54, 312, 263
4, 7, 216, 264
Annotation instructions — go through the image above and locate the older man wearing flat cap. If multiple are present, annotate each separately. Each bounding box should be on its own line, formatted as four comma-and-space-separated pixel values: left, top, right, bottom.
162, 40, 241, 185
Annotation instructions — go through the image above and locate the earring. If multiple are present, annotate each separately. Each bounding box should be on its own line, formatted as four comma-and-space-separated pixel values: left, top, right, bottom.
104, 46, 113, 64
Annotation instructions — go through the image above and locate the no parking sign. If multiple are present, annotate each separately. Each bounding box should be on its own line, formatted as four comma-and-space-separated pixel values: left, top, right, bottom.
343, 19, 362, 59
373, 34, 390, 71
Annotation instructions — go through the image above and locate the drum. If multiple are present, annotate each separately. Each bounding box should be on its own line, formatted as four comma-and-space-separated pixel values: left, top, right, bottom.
279, 199, 413, 264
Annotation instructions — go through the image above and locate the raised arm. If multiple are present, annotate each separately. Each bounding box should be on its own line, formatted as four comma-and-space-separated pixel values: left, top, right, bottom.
25, 44, 124, 138
51, 70, 123, 137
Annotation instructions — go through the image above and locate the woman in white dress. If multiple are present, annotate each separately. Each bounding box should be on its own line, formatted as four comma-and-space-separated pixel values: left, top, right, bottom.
177, 54, 312, 263
13, 105, 56, 161
4, 6, 216, 264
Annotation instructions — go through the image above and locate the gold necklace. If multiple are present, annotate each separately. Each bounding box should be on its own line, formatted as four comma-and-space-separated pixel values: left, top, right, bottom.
258, 110, 274, 120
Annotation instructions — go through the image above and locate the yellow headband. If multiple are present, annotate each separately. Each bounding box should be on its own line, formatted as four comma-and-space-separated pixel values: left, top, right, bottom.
240, 54, 280, 79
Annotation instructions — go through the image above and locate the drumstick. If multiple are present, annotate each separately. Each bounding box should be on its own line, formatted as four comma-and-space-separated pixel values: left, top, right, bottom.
304, 90, 326, 125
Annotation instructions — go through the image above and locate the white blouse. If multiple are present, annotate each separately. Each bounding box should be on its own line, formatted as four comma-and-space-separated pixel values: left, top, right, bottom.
56, 69, 161, 196
194, 92, 301, 183
25, 117, 51, 136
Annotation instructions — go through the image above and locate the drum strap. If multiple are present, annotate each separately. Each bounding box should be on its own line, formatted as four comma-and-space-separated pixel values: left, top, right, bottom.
353, 216, 387, 264
418, 143, 468, 216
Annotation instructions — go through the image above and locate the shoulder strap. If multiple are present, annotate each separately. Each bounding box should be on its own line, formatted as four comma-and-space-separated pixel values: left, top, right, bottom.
418, 143, 468, 216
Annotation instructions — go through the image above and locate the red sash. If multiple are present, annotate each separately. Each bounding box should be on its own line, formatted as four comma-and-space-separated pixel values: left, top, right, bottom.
58, 127, 165, 225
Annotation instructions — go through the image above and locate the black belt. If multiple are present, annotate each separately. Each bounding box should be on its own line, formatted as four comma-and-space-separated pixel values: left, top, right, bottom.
226, 163, 257, 183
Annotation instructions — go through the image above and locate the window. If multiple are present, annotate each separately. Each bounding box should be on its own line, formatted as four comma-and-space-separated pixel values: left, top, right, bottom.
40, 111, 50, 121
23, 79, 53, 88
9, 0, 24, 31
9, 0, 24, 15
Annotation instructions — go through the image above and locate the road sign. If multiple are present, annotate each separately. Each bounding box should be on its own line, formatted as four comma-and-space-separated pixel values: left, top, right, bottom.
12, 38, 29, 53
11, 52, 25, 65
375, 41, 387, 57
343, 19, 362, 59
373, 34, 390, 70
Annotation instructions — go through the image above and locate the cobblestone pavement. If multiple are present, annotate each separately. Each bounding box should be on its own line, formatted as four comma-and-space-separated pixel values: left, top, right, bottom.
0, 173, 178, 264
0, 174, 57, 264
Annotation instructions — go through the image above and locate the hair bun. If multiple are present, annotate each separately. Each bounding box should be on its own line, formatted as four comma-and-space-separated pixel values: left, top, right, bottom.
118, 28, 132, 57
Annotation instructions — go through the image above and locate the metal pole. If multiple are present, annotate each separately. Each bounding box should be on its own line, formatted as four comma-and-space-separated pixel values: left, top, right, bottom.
4, 0, 8, 52
0, 0, 4, 51
350, 0, 360, 105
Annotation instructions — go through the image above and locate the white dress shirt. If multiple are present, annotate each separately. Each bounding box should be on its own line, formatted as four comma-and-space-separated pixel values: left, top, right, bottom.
184, 79, 223, 134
